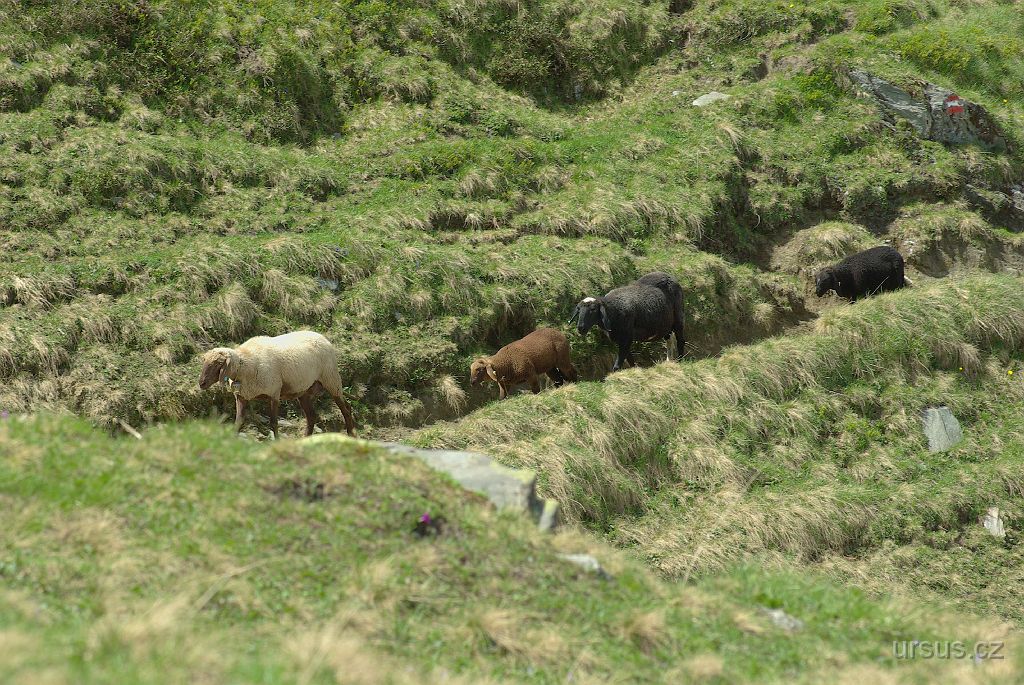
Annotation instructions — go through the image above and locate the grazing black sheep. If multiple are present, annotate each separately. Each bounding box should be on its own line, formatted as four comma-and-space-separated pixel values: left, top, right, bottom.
814, 246, 912, 302
569, 271, 685, 372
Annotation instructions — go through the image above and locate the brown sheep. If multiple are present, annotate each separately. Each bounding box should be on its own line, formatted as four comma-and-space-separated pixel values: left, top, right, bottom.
470, 328, 578, 400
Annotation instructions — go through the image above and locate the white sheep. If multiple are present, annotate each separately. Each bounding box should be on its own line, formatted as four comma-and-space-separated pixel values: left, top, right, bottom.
199, 331, 356, 438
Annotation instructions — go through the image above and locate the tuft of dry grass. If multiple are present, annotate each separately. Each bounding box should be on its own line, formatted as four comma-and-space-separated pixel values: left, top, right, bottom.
436, 374, 468, 412
619, 610, 669, 654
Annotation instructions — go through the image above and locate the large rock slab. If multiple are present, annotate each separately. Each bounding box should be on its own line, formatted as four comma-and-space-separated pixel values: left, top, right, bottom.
303, 434, 560, 531
692, 91, 731, 107
922, 406, 963, 453
849, 70, 1009, 152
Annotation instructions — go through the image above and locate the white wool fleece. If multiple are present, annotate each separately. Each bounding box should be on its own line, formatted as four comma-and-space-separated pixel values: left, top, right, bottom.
228, 331, 345, 401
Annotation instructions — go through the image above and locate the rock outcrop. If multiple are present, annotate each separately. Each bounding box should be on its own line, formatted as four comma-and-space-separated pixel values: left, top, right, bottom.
303, 434, 560, 531
849, 70, 1010, 152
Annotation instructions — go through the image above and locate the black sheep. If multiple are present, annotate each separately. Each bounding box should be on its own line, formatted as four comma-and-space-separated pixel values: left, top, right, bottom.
569, 271, 686, 372
814, 246, 912, 302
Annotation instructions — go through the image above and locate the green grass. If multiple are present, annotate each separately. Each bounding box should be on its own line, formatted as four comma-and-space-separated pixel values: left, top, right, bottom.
1, 414, 1022, 684
416, 274, 1024, 624
3, 0, 1024, 433
6, 0, 1024, 679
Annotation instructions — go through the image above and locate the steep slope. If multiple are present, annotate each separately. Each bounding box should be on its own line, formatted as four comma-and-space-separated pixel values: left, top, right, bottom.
3, 0, 1024, 433
1, 415, 1021, 683
417, 275, 1024, 625
6, 0, 1024, 680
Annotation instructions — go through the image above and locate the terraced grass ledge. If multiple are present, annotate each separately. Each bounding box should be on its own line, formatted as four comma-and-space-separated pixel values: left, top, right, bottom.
415, 274, 1024, 609
417, 274, 1024, 515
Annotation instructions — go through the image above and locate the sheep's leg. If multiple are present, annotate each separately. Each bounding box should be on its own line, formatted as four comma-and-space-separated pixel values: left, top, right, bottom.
498, 383, 508, 400
298, 394, 317, 436
233, 396, 247, 433
330, 392, 357, 437
268, 398, 280, 439
612, 342, 630, 372
561, 363, 578, 383
529, 373, 541, 394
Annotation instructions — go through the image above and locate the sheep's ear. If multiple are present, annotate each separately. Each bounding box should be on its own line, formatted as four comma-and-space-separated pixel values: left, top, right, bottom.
600, 303, 612, 331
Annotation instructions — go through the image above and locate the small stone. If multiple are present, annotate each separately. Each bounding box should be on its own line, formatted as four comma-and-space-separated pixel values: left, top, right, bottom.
316, 277, 339, 292
692, 91, 731, 107
537, 499, 560, 533
762, 607, 803, 632
558, 553, 612, 579
922, 406, 963, 453
981, 506, 1006, 538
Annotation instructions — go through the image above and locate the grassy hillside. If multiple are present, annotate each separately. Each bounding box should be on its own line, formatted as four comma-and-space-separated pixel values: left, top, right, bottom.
1, 414, 1022, 684
6, 0, 1024, 680
4, 0, 1024, 432
418, 274, 1024, 625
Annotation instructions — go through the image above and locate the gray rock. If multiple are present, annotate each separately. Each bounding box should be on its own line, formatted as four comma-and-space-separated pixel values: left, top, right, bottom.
1011, 184, 1024, 214
537, 498, 560, 533
849, 70, 1009, 151
692, 91, 731, 107
762, 607, 803, 632
981, 506, 1006, 538
558, 553, 612, 579
303, 435, 559, 531
922, 406, 963, 453
964, 184, 1024, 232
316, 277, 339, 292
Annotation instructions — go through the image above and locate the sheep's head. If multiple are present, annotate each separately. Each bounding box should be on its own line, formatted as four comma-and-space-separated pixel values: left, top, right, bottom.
569, 297, 609, 335
199, 348, 236, 390
814, 268, 837, 297
469, 358, 494, 386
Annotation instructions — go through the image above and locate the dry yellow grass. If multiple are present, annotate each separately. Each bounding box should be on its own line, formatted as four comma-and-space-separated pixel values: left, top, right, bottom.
620, 609, 669, 654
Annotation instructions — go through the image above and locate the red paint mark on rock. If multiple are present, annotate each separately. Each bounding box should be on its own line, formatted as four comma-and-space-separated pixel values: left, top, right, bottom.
944, 93, 965, 115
